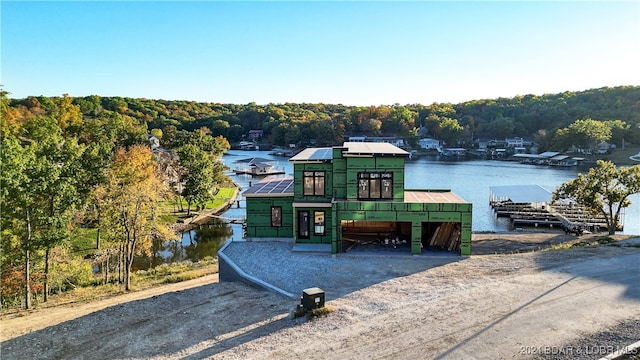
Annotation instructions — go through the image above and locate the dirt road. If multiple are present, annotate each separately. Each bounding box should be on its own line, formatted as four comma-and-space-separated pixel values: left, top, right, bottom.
1, 235, 639, 359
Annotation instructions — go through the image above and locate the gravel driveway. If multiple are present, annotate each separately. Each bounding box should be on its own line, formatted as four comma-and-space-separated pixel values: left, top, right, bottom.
2, 235, 639, 359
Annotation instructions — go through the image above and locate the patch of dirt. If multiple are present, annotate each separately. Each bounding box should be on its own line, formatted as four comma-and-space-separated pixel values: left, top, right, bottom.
2, 232, 639, 359
471, 231, 632, 254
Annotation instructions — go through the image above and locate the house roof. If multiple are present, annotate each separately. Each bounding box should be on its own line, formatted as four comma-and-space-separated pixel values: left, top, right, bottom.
243, 176, 294, 197
289, 147, 333, 163
404, 190, 468, 203
342, 142, 409, 157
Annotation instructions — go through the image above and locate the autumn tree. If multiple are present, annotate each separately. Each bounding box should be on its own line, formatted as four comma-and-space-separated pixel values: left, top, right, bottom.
102, 145, 170, 290
553, 161, 640, 235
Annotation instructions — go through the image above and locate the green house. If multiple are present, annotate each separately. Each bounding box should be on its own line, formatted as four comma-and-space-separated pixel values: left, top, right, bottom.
243, 142, 472, 255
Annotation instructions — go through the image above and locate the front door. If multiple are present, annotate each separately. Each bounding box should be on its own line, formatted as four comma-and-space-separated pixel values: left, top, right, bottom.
298, 211, 310, 239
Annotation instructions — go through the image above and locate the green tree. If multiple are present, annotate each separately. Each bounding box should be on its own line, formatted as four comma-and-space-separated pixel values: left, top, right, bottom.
438, 118, 464, 146
1, 116, 85, 307
553, 161, 640, 235
555, 119, 612, 153
1, 135, 39, 309
176, 144, 217, 215
382, 107, 416, 136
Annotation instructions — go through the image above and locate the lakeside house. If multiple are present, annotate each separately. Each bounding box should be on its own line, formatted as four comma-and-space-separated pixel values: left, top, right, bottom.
242, 142, 472, 255
418, 138, 441, 150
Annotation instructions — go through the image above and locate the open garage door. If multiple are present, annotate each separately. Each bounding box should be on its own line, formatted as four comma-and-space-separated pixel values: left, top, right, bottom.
421, 222, 461, 252
341, 220, 411, 253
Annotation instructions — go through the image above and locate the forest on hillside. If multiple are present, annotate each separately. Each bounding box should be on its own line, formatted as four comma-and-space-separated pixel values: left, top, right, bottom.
6, 85, 640, 151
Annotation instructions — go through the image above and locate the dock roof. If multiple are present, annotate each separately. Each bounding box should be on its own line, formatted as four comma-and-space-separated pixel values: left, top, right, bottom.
489, 185, 556, 203
233, 157, 275, 166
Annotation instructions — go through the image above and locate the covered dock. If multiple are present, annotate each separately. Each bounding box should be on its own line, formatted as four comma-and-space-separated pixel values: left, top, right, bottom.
489, 185, 612, 232
233, 157, 286, 176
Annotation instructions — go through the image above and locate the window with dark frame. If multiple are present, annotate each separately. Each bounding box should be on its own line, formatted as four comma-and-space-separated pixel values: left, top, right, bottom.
271, 206, 282, 227
358, 172, 393, 199
314, 211, 325, 235
303, 171, 325, 196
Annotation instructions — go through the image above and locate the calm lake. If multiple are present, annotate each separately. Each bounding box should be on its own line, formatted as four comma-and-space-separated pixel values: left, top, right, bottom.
140, 149, 639, 268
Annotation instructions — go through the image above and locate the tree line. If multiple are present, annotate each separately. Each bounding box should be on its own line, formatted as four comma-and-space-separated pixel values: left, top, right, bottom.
7, 86, 639, 151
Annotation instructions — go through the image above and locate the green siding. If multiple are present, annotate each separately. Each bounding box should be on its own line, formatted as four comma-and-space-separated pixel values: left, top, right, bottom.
429, 212, 461, 222
365, 211, 397, 221
293, 163, 334, 202
245, 196, 294, 238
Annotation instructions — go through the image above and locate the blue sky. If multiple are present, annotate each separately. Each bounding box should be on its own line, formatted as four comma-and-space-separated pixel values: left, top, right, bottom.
2, 1, 639, 105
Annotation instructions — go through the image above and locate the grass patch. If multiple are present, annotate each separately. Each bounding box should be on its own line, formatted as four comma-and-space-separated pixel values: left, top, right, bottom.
134, 257, 218, 286
308, 305, 336, 320
596, 237, 615, 244
597, 144, 640, 166
157, 186, 238, 225
70, 227, 98, 254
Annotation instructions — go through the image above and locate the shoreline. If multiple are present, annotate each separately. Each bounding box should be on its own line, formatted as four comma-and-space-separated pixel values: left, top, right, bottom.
170, 186, 240, 233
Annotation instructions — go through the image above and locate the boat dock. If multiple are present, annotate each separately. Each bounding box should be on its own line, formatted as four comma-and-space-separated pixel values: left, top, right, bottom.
232, 157, 286, 177
489, 185, 617, 233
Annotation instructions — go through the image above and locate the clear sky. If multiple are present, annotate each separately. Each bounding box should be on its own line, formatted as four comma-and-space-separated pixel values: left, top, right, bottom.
2, 1, 639, 106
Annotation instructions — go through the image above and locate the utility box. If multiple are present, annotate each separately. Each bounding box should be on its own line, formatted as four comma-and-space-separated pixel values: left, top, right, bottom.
302, 287, 325, 311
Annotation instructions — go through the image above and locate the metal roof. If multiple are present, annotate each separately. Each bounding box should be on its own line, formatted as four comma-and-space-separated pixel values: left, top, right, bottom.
233, 157, 275, 165
489, 185, 556, 204
243, 176, 294, 197
289, 147, 333, 163
342, 142, 409, 157
538, 151, 561, 158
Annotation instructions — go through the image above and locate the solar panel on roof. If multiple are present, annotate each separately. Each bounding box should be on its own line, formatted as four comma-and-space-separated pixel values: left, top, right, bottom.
289, 147, 333, 162
244, 176, 294, 196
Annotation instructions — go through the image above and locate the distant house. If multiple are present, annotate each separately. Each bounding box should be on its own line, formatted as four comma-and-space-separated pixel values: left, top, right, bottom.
248, 130, 263, 141
476, 138, 491, 150
347, 136, 367, 142
505, 137, 524, 148
368, 136, 405, 148
418, 138, 440, 150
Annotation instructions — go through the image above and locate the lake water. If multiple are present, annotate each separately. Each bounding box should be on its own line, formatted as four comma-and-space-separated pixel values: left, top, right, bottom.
141, 150, 639, 268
